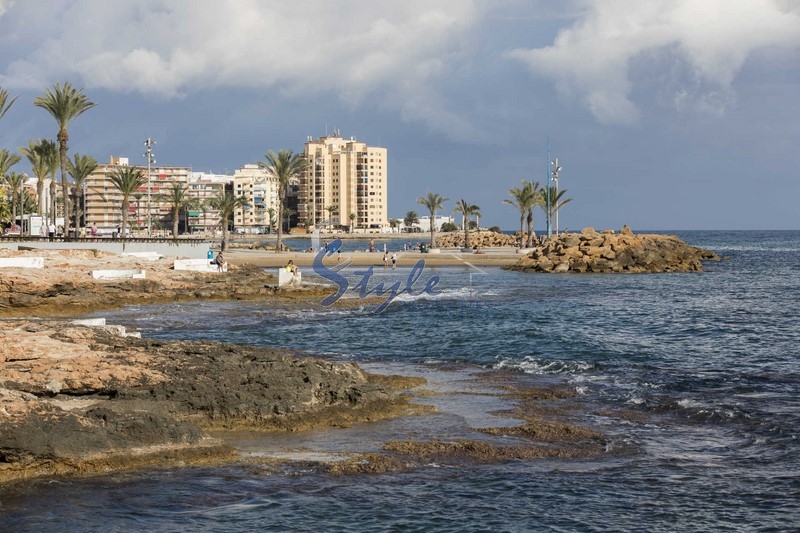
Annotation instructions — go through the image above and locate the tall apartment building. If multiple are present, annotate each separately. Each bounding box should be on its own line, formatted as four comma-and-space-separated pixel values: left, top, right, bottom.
299, 132, 388, 232
188, 171, 232, 233
232, 164, 279, 233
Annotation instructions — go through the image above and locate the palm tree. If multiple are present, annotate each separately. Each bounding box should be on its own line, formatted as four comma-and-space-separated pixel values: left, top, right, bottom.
132, 193, 144, 230
20, 139, 58, 219
34, 82, 96, 234
160, 181, 190, 239
504, 180, 541, 247
259, 149, 307, 251
404, 210, 420, 228
544, 186, 572, 236
266, 206, 277, 234
3, 172, 26, 224
0, 149, 21, 180
349, 212, 356, 233
417, 192, 448, 248
67, 153, 97, 231
0, 150, 20, 224
0, 87, 18, 121
283, 207, 296, 235
108, 166, 146, 239
325, 204, 338, 231
453, 199, 481, 249
207, 190, 248, 251
389, 218, 402, 233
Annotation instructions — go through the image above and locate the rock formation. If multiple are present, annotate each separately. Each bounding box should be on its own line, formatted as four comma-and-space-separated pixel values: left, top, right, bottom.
0, 319, 419, 482
435, 230, 518, 249
505, 226, 719, 273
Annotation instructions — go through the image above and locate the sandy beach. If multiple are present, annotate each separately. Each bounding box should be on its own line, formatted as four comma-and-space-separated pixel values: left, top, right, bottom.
227, 248, 524, 268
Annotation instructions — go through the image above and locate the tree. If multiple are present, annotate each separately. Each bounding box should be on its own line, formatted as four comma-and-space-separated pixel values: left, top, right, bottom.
403, 210, 420, 228
0, 87, 18, 121
207, 189, 248, 251
388, 218, 402, 233
266, 206, 277, 234
67, 153, 97, 230
504, 180, 542, 247
543, 186, 572, 236
283, 207, 296, 235
417, 192, 448, 247
0, 150, 21, 225
3, 172, 26, 224
453, 198, 481, 249
108, 166, 146, 239
20, 139, 58, 219
160, 181, 191, 239
259, 149, 307, 251
440, 221, 458, 232
325, 204, 338, 231
34, 82, 96, 234
349, 212, 356, 233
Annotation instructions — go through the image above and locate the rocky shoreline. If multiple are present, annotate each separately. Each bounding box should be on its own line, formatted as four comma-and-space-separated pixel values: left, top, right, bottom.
505, 226, 720, 273
0, 248, 609, 485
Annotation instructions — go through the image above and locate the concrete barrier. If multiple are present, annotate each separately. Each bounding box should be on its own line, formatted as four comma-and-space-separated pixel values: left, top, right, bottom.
278, 268, 302, 287
174, 258, 226, 273
0, 257, 45, 268
91, 269, 146, 280
121, 251, 163, 261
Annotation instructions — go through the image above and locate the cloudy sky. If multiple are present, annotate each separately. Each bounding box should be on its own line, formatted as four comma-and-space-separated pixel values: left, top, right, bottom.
1, 0, 798, 230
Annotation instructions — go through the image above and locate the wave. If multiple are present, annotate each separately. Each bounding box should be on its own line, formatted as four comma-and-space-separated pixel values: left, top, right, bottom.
494, 356, 595, 375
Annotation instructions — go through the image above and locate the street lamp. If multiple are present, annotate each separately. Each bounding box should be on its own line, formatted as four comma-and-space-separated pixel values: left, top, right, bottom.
551, 157, 563, 236
20, 173, 28, 236
144, 138, 156, 237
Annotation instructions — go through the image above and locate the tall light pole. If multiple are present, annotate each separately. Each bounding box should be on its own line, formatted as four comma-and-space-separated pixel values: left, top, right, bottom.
144, 138, 156, 237
546, 137, 552, 239
551, 157, 563, 236
20, 173, 28, 236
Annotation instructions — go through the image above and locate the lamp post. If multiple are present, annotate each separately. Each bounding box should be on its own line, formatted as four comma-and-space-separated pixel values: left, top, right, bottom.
144, 138, 156, 237
551, 157, 562, 236
546, 137, 552, 239
20, 173, 28, 236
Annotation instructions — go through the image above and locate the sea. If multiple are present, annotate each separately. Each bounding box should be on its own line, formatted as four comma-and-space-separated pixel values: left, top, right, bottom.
1, 230, 798, 532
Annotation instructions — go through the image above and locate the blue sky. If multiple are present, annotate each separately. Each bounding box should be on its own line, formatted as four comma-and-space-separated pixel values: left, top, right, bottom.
1, 0, 798, 230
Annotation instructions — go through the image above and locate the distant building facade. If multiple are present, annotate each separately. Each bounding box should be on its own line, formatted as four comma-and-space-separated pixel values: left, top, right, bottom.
232, 164, 279, 234
299, 132, 388, 233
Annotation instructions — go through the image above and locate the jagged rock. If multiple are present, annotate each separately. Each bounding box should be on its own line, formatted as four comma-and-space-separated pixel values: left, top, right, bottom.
504, 228, 719, 274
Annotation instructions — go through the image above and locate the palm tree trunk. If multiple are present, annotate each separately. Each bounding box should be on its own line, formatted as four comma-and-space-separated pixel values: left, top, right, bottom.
173, 208, 179, 239
463, 216, 469, 249
58, 132, 71, 234
276, 199, 283, 251
37, 178, 44, 216
429, 209, 436, 248
519, 212, 524, 248
49, 180, 57, 226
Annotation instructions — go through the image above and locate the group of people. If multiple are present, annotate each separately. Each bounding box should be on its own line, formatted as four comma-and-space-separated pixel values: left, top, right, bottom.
382, 252, 398, 269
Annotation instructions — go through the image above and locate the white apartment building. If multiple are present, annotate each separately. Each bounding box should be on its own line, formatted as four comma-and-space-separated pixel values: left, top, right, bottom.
299, 132, 388, 233
232, 164, 279, 234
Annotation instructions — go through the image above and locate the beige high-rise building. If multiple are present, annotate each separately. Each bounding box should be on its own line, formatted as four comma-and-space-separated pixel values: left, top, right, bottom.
233, 164, 279, 234
299, 133, 388, 233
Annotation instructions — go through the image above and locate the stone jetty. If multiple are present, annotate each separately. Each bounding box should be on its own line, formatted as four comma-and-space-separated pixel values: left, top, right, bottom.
505, 226, 719, 273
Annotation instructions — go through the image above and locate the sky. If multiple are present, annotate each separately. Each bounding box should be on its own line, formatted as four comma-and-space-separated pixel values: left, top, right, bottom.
1, 0, 798, 230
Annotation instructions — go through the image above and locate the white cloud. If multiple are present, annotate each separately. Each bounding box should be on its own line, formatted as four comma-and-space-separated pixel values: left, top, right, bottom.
0, 0, 484, 138
508, 0, 800, 125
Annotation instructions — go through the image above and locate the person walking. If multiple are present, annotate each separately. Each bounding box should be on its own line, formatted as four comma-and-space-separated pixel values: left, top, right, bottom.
391, 252, 397, 270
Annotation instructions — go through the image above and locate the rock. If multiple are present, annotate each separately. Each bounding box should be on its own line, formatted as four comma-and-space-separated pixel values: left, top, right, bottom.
503, 227, 720, 274
0, 319, 418, 482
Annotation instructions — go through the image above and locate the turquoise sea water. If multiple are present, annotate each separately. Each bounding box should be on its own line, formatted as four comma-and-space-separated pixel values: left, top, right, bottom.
2, 231, 799, 532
